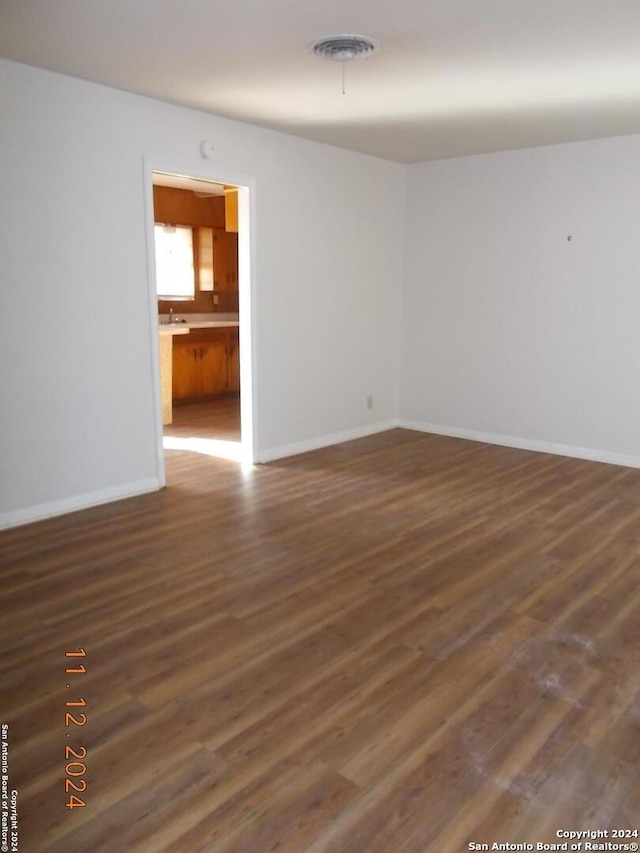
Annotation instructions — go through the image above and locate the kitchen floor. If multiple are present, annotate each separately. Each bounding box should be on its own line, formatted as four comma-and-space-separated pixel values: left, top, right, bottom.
164, 394, 241, 443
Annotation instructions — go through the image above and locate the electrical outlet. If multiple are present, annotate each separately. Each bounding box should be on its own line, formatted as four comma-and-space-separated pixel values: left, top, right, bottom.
367, 395, 373, 410
213, 293, 219, 306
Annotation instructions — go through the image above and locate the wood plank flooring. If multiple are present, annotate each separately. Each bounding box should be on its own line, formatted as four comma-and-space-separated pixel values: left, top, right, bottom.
168, 395, 241, 444
1, 411, 639, 851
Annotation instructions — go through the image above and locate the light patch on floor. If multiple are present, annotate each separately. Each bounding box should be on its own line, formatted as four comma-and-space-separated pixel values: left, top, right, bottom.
163, 434, 243, 461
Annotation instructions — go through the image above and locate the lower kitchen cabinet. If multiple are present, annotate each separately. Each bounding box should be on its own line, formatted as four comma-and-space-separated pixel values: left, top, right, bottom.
227, 332, 240, 392
172, 328, 240, 401
173, 342, 200, 400
199, 340, 228, 395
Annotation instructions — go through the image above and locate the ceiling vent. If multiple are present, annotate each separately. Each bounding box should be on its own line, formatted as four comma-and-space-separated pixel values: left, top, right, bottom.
309, 34, 381, 63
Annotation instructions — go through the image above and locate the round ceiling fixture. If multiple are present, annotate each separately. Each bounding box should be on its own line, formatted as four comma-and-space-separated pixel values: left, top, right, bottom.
309, 34, 381, 63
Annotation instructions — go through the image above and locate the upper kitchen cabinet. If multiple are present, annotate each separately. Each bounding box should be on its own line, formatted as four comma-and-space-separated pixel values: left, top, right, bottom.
196, 227, 214, 292
224, 188, 238, 233
213, 230, 238, 292
153, 186, 225, 229
196, 227, 237, 294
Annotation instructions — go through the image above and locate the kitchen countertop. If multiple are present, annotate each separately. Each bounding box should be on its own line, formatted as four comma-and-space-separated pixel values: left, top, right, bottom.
158, 325, 190, 336
159, 313, 239, 332
182, 320, 239, 329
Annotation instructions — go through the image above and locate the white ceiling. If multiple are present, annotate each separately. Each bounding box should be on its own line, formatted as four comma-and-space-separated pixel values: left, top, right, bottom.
1, 0, 640, 163
153, 173, 226, 195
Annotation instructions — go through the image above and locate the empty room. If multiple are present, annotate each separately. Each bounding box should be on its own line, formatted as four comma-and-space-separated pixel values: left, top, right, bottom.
0, 1, 639, 851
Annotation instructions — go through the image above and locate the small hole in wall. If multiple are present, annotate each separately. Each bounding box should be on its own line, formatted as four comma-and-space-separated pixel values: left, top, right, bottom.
567, 235, 572, 241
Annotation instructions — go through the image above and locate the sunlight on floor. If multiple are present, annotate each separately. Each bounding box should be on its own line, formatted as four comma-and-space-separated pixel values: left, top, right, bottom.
163, 435, 244, 462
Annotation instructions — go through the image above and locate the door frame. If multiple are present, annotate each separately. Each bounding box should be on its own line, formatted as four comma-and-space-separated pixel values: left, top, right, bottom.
142, 157, 257, 484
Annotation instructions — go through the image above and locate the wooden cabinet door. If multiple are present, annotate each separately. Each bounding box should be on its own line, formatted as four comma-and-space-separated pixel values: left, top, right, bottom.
224, 189, 238, 232
213, 229, 238, 292
172, 343, 199, 400
196, 227, 214, 292
227, 331, 240, 392
199, 341, 228, 395
173, 329, 240, 401
226, 232, 238, 291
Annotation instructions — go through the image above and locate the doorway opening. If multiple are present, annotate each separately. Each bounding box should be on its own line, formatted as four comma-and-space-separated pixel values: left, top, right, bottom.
145, 168, 254, 477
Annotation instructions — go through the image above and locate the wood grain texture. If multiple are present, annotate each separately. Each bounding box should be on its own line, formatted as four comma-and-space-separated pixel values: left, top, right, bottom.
1, 409, 639, 851
172, 331, 240, 401
153, 186, 226, 230
224, 188, 238, 233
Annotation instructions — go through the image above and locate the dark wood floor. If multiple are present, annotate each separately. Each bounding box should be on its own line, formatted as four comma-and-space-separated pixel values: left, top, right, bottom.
167, 395, 242, 444
1, 412, 639, 851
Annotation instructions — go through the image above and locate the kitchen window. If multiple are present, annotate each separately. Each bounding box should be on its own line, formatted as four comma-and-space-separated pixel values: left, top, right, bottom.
154, 224, 195, 300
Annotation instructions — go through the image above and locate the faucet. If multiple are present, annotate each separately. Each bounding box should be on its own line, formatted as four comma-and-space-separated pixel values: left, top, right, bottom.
166, 308, 184, 324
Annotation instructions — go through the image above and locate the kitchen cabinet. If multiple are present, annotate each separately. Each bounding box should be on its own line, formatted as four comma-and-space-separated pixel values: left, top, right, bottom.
153, 186, 225, 229
196, 227, 214, 292
193, 226, 237, 294
172, 328, 240, 401
213, 229, 238, 292
172, 342, 202, 400
199, 340, 228, 395
224, 189, 238, 233
227, 329, 240, 392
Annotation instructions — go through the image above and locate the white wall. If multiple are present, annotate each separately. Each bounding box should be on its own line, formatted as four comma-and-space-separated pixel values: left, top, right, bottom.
0, 59, 405, 526
5, 58, 638, 528
400, 135, 640, 466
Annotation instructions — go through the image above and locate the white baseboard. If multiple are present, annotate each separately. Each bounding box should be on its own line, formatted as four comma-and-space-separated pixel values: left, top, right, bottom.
399, 419, 640, 470
257, 420, 399, 463
0, 477, 162, 530
6, 420, 634, 528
